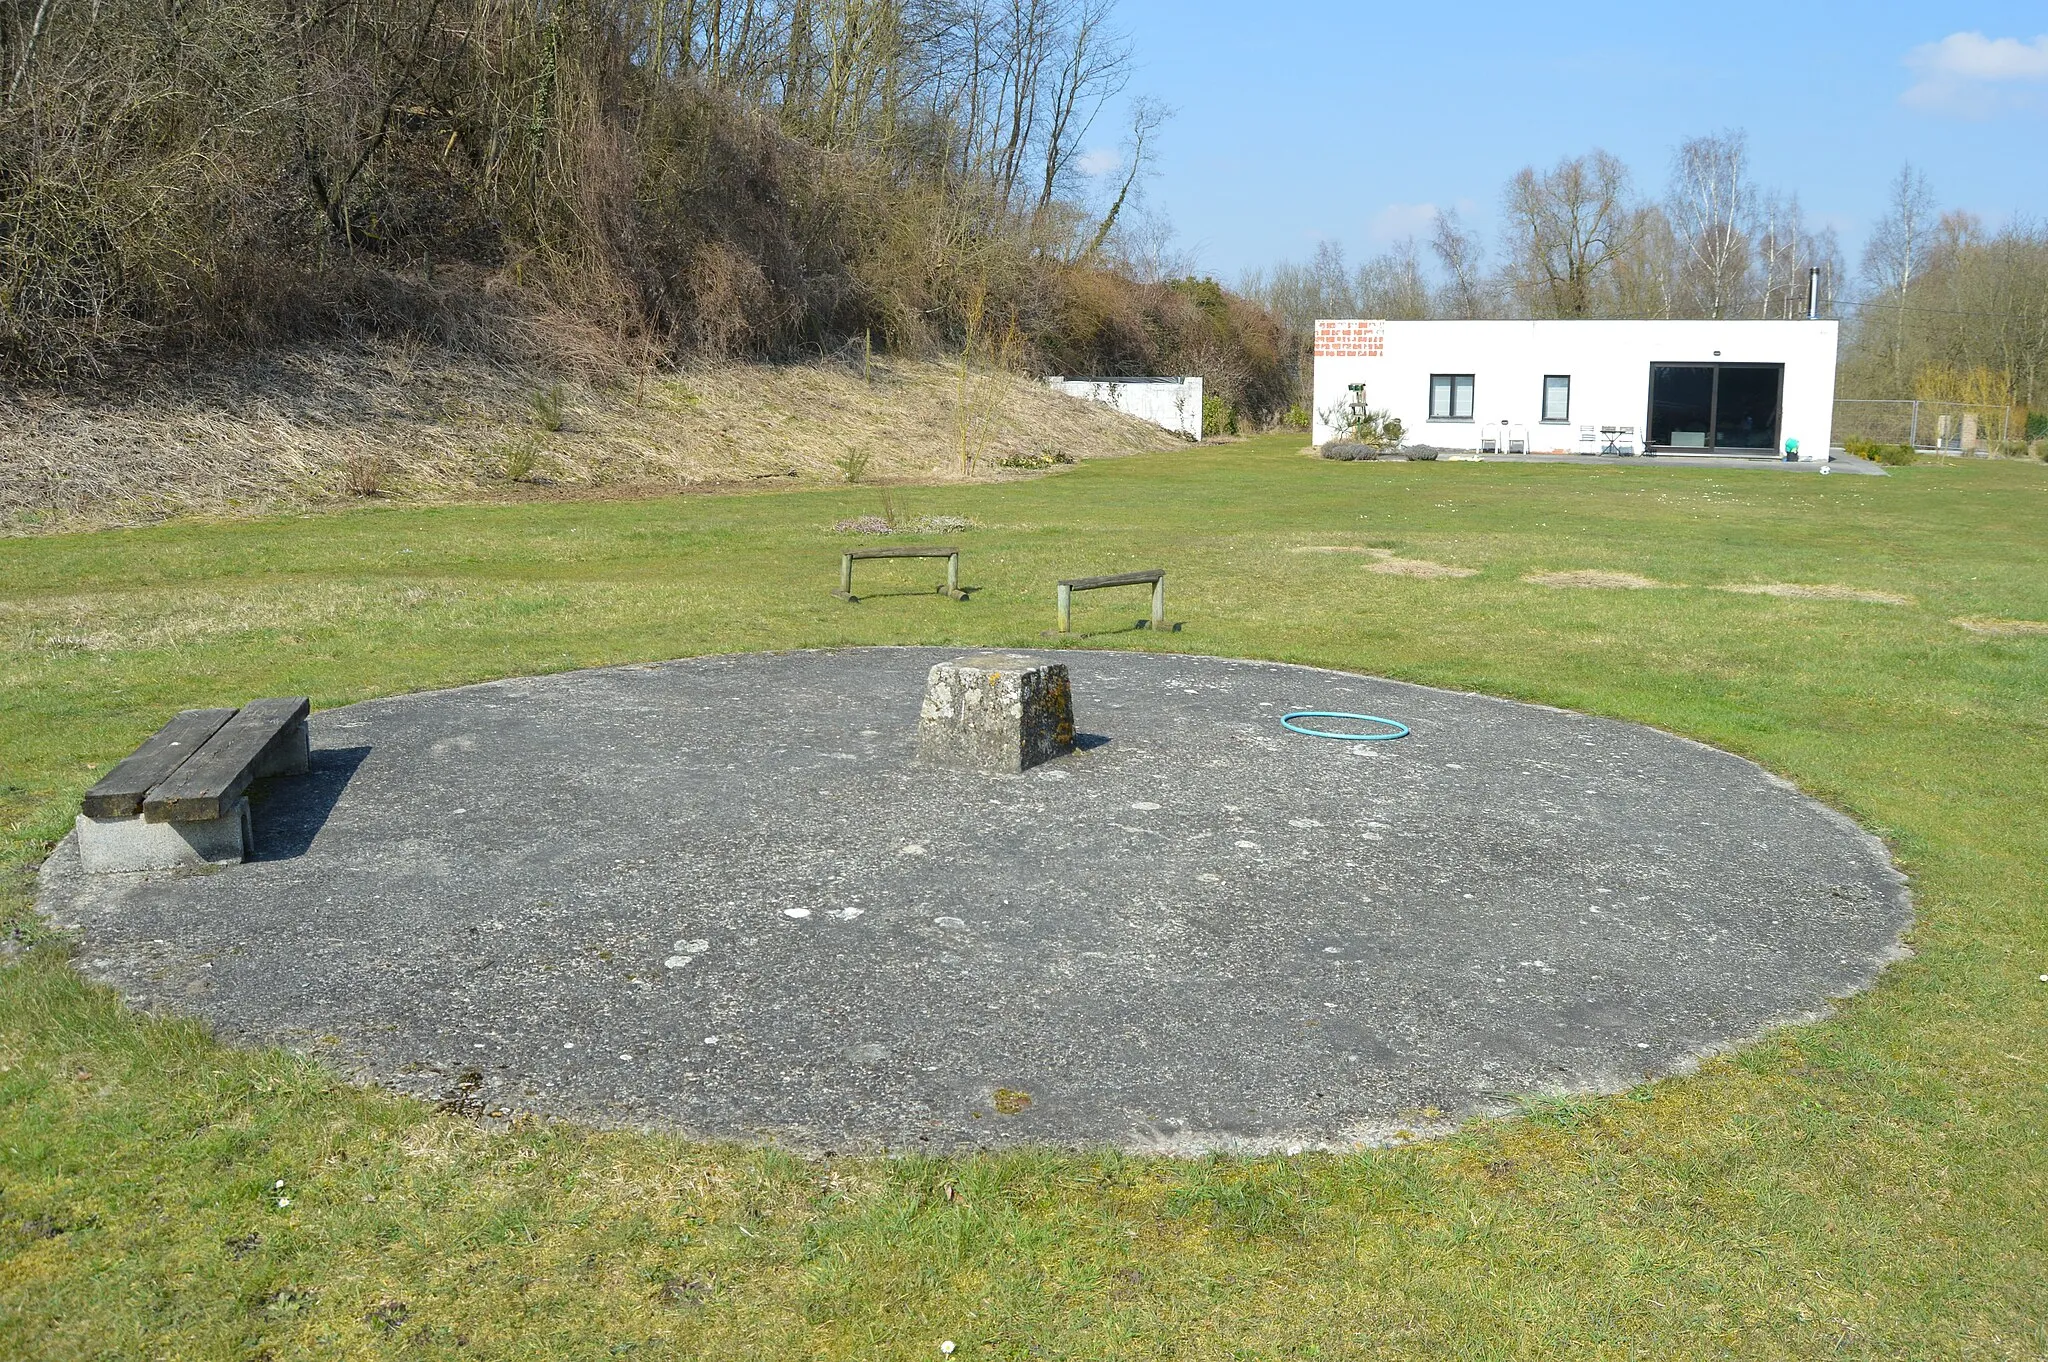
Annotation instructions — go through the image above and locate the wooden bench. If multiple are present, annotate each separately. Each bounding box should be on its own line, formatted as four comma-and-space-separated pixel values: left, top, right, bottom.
1050, 569, 1168, 634
834, 545, 967, 602
77, 697, 311, 872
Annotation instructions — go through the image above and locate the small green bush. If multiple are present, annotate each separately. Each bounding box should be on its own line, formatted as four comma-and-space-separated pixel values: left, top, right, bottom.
834, 448, 873, 483
1320, 442, 1380, 462
528, 384, 567, 433
496, 438, 539, 482
1844, 437, 1915, 466
1281, 404, 1311, 430
1202, 395, 1239, 438
1318, 387, 1404, 451
995, 445, 1072, 470
2026, 411, 2047, 440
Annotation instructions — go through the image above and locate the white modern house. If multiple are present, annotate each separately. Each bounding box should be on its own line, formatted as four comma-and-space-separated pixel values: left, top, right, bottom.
1312, 319, 1839, 460
1048, 374, 1204, 439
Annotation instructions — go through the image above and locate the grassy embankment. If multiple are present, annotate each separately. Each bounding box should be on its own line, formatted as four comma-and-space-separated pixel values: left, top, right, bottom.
0, 345, 1179, 534
2, 438, 2045, 1358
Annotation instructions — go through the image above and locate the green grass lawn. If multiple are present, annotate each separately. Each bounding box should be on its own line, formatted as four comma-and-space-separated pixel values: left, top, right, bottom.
3, 437, 2045, 1359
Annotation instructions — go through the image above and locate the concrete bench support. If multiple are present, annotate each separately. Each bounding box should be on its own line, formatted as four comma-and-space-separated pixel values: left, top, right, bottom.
835, 545, 966, 602
78, 799, 253, 873
1053, 569, 1166, 634
917, 653, 1075, 774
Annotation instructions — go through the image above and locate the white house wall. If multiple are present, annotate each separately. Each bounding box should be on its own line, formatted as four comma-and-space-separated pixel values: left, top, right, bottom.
1311, 320, 1838, 459
1048, 376, 1203, 439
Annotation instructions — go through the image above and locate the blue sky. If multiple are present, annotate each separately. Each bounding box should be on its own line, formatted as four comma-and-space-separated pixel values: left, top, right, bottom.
1087, 1, 2048, 283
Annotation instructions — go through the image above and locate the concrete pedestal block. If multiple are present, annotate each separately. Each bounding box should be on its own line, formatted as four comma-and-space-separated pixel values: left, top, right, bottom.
257, 720, 311, 780
917, 652, 1075, 773
77, 798, 251, 873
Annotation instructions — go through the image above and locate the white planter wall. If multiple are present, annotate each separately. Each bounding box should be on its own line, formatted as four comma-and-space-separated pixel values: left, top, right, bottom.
1311, 320, 1839, 460
1048, 376, 1203, 439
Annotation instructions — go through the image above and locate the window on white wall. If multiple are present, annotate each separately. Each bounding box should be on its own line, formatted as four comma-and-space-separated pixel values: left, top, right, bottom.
1429, 374, 1475, 421
1542, 375, 1571, 423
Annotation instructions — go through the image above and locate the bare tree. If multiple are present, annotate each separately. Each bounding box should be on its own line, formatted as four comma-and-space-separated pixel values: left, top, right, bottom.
1355, 239, 1430, 319
1609, 204, 1679, 319
1754, 192, 1802, 318
1032, 0, 1127, 221
1429, 208, 1489, 318
1100, 205, 1189, 284
1238, 240, 1358, 335
1501, 150, 1639, 317
1861, 163, 1936, 386
1081, 94, 1165, 260
1668, 129, 1754, 318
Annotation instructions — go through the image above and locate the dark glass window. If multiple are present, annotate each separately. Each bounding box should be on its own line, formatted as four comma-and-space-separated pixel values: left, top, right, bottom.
1648, 363, 1780, 451
1714, 367, 1781, 450
1429, 374, 1474, 420
1541, 375, 1571, 423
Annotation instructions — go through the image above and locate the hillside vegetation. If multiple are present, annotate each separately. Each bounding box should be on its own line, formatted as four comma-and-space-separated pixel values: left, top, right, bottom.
0, 0, 1289, 422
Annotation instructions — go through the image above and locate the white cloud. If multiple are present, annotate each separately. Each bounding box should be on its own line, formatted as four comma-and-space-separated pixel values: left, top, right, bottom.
1366, 201, 1439, 243
1075, 147, 1121, 178
1903, 31, 2048, 116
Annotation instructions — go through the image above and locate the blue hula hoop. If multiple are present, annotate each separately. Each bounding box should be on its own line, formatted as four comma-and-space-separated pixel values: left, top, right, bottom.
1279, 711, 1410, 742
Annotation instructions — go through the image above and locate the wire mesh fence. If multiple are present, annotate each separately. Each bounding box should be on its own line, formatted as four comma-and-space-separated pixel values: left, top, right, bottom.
1834, 399, 2028, 454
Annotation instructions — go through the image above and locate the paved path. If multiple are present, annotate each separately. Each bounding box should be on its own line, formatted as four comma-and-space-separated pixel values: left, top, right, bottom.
41, 650, 1909, 1152
1426, 450, 1887, 475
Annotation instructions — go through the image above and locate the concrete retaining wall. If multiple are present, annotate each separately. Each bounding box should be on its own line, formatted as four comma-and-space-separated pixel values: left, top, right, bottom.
1047, 376, 1203, 439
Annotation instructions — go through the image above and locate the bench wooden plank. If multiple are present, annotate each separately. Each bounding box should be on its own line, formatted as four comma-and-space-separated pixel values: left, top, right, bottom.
837, 545, 966, 602
80, 708, 238, 819
846, 545, 959, 560
1051, 568, 1168, 634
1058, 569, 1163, 591
142, 697, 310, 824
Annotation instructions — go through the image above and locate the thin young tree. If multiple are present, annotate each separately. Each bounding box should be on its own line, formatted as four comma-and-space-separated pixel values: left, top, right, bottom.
1429, 208, 1489, 318
1668, 129, 1755, 318
1861, 163, 1936, 387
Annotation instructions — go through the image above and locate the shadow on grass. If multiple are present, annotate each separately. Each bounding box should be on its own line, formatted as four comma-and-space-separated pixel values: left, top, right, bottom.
1039, 619, 1181, 640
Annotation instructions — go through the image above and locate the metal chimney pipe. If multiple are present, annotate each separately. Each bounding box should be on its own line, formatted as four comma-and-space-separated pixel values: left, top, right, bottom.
1806, 267, 1821, 319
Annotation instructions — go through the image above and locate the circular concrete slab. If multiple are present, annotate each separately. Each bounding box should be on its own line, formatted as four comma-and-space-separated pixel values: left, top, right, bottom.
40, 649, 1909, 1152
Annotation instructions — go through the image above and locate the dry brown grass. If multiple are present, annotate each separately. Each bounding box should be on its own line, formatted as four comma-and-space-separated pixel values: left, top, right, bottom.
1951, 615, 2048, 636
0, 343, 1181, 534
1716, 583, 1913, 605
1523, 569, 1666, 590
1289, 545, 1478, 579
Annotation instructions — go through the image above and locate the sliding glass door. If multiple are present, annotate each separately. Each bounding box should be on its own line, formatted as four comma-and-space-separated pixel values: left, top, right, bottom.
1647, 363, 1782, 453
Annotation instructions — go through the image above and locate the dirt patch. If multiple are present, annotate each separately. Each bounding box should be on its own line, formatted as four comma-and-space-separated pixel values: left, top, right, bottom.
1523, 570, 1666, 590
1289, 546, 1478, 579
1368, 556, 1479, 580
0, 343, 1182, 534
1717, 583, 1913, 605
1952, 616, 2048, 636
